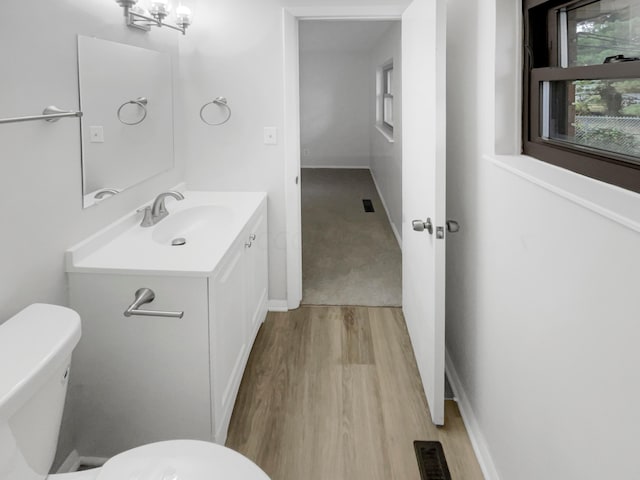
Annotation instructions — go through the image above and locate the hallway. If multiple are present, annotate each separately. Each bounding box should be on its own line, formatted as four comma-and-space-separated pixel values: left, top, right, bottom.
301, 169, 402, 306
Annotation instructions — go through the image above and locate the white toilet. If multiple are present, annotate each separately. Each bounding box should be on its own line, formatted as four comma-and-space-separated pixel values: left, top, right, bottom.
0, 304, 270, 480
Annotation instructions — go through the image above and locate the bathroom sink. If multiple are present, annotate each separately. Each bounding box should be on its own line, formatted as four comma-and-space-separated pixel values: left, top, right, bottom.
66, 190, 267, 275
152, 205, 234, 245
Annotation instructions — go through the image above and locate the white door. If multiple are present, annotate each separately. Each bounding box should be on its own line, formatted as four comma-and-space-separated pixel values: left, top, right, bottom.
402, 0, 447, 426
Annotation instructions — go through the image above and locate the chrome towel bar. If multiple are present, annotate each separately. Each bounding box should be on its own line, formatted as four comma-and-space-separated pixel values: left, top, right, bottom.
0, 106, 83, 125
124, 288, 184, 319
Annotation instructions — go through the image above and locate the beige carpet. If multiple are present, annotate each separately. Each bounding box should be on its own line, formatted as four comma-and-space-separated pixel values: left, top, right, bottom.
301, 168, 402, 306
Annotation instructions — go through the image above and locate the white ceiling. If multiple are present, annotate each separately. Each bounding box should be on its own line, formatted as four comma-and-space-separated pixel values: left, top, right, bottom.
299, 20, 398, 53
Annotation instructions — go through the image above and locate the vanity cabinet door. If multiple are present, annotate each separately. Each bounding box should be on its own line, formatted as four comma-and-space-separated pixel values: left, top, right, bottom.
68, 274, 212, 457
209, 200, 269, 444
245, 205, 269, 338
209, 239, 247, 442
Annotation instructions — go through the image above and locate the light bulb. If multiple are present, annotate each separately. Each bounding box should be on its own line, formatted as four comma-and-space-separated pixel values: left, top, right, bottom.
150, 0, 171, 20
130, 4, 149, 16
176, 4, 193, 28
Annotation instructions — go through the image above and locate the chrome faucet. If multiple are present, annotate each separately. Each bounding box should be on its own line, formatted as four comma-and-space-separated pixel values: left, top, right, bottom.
93, 188, 120, 200
139, 191, 185, 227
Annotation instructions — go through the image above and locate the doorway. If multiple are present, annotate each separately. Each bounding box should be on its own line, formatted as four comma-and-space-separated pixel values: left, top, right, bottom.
282, 6, 406, 311
297, 19, 403, 307
283, 1, 448, 426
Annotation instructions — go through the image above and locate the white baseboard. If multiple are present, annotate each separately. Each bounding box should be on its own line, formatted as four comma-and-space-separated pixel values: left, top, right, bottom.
56, 450, 107, 474
56, 450, 81, 473
77, 457, 108, 469
445, 349, 499, 480
389, 220, 402, 250
268, 299, 289, 312
370, 170, 402, 250
300, 165, 370, 169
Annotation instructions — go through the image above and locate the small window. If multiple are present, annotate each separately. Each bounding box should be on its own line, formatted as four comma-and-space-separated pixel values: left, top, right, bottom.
523, 0, 640, 192
376, 61, 394, 141
383, 65, 394, 130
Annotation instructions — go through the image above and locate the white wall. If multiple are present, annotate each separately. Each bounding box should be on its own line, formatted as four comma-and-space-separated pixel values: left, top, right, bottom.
369, 22, 402, 242
179, 0, 411, 304
299, 50, 371, 168
0, 1, 184, 320
0, 0, 185, 468
446, 0, 640, 478
179, 0, 289, 302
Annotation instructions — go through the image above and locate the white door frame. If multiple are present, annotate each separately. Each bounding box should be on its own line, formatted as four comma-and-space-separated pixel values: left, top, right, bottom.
282, 5, 406, 310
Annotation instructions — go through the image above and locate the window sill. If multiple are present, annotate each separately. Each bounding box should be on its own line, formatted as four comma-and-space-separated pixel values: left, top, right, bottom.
375, 124, 394, 143
485, 153, 640, 234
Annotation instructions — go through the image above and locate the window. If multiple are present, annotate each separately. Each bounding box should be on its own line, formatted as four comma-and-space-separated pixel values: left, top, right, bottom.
383, 64, 394, 130
523, 0, 640, 192
376, 61, 394, 141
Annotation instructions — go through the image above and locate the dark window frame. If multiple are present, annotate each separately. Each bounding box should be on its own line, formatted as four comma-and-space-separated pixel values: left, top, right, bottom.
522, 0, 640, 193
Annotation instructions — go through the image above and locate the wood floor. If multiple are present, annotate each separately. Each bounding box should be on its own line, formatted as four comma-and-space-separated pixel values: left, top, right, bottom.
226, 306, 484, 480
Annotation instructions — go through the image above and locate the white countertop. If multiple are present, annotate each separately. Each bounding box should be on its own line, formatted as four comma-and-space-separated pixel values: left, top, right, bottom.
66, 191, 267, 277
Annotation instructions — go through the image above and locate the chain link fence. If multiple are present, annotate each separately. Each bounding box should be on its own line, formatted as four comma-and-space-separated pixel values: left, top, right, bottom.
574, 116, 640, 157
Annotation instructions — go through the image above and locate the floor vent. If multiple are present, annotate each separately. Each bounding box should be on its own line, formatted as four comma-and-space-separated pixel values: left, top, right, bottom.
414, 441, 452, 480
362, 199, 375, 212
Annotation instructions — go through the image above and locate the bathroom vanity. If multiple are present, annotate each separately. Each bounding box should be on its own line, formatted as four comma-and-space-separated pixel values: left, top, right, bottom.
65, 191, 268, 457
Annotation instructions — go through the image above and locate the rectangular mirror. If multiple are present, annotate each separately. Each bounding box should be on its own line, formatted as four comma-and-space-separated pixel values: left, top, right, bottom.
78, 36, 174, 208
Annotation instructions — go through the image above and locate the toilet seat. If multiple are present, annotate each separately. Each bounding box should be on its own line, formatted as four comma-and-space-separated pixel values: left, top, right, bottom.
97, 440, 269, 480
49, 440, 269, 480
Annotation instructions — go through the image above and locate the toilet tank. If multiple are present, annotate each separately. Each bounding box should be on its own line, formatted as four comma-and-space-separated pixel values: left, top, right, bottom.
0, 304, 81, 480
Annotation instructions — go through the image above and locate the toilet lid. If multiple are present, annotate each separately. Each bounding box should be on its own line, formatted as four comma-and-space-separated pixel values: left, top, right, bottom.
96, 440, 270, 480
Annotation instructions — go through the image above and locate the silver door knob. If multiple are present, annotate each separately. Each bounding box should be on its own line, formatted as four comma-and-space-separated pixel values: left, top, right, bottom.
446, 220, 460, 233
412, 218, 433, 234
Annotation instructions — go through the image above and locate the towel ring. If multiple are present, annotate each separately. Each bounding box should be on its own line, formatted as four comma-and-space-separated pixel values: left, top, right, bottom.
117, 97, 148, 125
200, 97, 232, 126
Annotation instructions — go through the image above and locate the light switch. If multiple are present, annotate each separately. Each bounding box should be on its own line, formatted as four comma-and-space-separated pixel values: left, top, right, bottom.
264, 127, 277, 145
90, 126, 104, 143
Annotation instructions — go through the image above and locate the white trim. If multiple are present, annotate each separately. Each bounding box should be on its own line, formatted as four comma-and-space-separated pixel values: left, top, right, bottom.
558, 9, 569, 68
56, 451, 108, 474
76, 457, 108, 469
283, 6, 405, 311
445, 349, 500, 480
268, 299, 289, 312
540, 82, 550, 139
494, 0, 523, 155
283, 10, 303, 310
375, 123, 395, 143
487, 154, 640, 234
284, 6, 405, 20
370, 169, 402, 249
301, 165, 370, 169
56, 449, 81, 473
